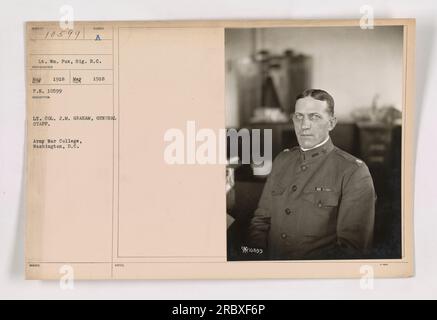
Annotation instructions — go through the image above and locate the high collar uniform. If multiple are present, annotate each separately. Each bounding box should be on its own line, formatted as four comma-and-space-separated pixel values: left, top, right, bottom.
249, 138, 376, 260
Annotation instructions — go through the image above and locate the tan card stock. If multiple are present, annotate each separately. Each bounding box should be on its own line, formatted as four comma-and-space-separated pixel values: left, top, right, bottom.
25, 20, 415, 280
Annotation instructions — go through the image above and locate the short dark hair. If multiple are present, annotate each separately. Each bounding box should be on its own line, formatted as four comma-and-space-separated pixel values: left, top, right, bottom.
296, 89, 335, 116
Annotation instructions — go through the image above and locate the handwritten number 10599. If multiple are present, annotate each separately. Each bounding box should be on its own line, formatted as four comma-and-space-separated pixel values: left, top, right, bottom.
44, 30, 81, 40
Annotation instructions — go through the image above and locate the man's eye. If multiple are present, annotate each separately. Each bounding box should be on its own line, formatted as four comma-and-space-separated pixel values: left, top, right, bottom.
295, 114, 304, 120
309, 114, 322, 121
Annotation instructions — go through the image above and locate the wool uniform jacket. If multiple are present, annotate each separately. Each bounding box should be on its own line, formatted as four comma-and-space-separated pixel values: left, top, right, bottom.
248, 138, 377, 260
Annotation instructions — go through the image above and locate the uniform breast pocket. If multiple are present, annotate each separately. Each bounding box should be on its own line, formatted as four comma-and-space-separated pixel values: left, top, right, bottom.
270, 184, 285, 196
270, 185, 286, 220
300, 190, 340, 237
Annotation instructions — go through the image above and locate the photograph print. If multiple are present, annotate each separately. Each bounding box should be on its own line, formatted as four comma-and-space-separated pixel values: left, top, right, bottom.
225, 25, 404, 261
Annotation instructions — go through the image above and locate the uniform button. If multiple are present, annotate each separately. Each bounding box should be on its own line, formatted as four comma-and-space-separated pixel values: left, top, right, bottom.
285, 208, 293, 215
291, 185, 297, 192
317, 201, 323, 208
281, 233, 287, 239
301, 165, 307, 171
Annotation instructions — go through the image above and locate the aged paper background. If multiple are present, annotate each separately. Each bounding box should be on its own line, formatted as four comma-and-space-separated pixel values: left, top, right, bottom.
25, 20, 415, 280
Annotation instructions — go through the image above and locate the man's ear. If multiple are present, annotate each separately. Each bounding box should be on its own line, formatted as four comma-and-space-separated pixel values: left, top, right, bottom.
328, 116, 337, 131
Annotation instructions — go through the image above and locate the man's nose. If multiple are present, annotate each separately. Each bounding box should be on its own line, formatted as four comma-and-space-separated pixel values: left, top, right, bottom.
301, 117, 311, 130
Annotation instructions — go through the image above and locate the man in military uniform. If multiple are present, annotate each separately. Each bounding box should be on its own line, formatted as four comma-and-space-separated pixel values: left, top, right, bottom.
248, 89, 376, 260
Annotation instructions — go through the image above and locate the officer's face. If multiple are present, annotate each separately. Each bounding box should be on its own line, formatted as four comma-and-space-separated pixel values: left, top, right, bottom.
293, 96, 337, 149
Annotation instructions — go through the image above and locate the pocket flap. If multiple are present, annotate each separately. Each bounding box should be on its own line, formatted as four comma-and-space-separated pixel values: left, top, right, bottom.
302, 190, 339, 207
271, 185, 285, 196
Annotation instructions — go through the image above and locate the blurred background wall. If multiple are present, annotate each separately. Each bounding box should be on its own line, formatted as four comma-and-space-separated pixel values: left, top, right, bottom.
226, 26, 403, 127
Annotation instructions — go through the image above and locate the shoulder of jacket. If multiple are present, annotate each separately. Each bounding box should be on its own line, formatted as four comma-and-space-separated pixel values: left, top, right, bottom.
281, 146, 300, 157
274, 146, 299, 163
333, 147, 366, 167
282, 145, 300, 153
